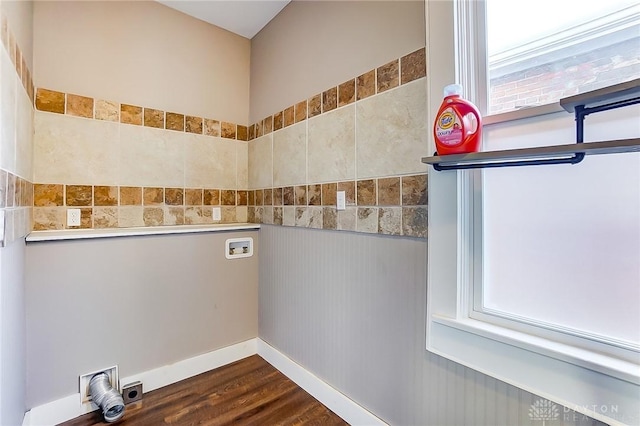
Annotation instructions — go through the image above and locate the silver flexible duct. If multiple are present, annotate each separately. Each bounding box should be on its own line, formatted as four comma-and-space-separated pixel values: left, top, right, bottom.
89, 373, 125, 422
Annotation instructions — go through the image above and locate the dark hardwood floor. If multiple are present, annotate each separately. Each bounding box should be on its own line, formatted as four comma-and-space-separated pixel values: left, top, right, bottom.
60, 355, 348, 426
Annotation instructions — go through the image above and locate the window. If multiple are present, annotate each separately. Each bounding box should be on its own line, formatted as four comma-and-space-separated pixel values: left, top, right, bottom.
426, 1, 640, 424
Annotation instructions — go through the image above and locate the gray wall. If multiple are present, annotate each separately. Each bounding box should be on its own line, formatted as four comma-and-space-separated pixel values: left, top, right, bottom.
258, 225, 603, 425
25, 230, 258, 408
0, 240, 27, 426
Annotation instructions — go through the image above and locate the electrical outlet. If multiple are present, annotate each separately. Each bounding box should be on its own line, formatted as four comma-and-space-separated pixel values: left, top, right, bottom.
79, 366, 119, 404
67, 209, 81, 227
336, 191, 346, 210
213, 207, 222, 221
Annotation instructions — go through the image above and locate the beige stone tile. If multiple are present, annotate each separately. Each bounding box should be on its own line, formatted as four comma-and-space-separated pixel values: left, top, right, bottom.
184, 206, 203, 224
295, 100, 307, 123
222, 206, 236, 223
248, 190, 255, 206
237, 142, 248, 189
143, 187, 164, 205
78, 208, 93, 229
308, 184, 321, 206
255, 120, 263, 138
283, 106, 295, 127
337, 181, 356, 205
322, 183, 337, 206
248, 124, 256, 141
379, 207, 401, 235
203, 189, 220, 205
221, 122, 236, 139
248, 134, 273, 190
95, 100, 119, 122
377, 59, 399, 93
16, 86, 33, 180
186, 116, 203, 134
378, 177, 401, 206
357, 207, 378, 233
236, 206, 248, 222
254, 189, 263, 206
34, 184, 64, 207
272, 187, 282, 206
118, 206, 144, 228
1, 51, 16, 172
204, 118, 220, 137
402, 174, 428, 205
309, 206, 323, 229
237, 190, 248, 206
94, 207, 118, 228
221, 190, 236, 206
200, 206, 214, 224
0, 170, 6, 208
144, 108, 165, 129
253, 206, 263, 223
356, 79, 428, 178
120, 104, 142, 125
237, 125, 248, 141
66, 94, 93, 118
33, 207, 65, 230
66, 185, 92, 206
164, 206, 184, 225
6, 174, 14, 207
263, 116, 273, 134
322, 87, 337, 113
295, 206, 309, 227
295, 185, 307, 206
283, 206, 295, 226
262, 206, 273, 225
402, 206, 427, 237
143, 207, 164, 226
166, 112, 185, 131
184, 134, 237, 189
273, 206, 283, 225
357, 70, 375, 101
323, 207, 337, 230
308, 94, 321, 118
165, 188, 184, 206
34, 112, 119, 185
119, 125, 185, 187
273, 111, 283, 131
283, 187, 294, 206
264, 188, 273, 206
35, 88, 65, 114
338, 79, 356, 107
337, 207, 357, 231
120, 187, 142, 206
401, 48, 427, 85
185, 189, 203, 206
357, 179, 376, 205
273, 122, 306, 187
308, 105, 355, 183
94, 185, 118, 206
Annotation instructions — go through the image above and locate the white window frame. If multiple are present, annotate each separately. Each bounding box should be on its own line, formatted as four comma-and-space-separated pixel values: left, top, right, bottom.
425, 2, 640, 425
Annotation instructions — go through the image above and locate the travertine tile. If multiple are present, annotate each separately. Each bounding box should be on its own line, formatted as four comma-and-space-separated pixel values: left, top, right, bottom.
284, 106, 295, 127
283, 206, 295, 226
337, 181, 356, 205
377, 59, 399, 93
66, 94, 93, 118
401, 47, 427, 84
120, 186, 142, 206
165, 188, 184, 206
237, 190, 248, 206
184, 206, 203, 224
164, 206, 184, 225
118, 206, 144, 227
378, 177, 401, 205
273, 111, 284, 131
79, 208, 93, 229
309, 206, 323, 229
221, 189, 236, 205
0, 170, 6, 208
283, 187, 294, 206
295, 207, 309, 227
35, 88, 65, 114
186, 116, 203, 134
273, 122, 306, 187
308, 106, 356, 183
200, 206, 213, 224
262, 206, 273, 225
248, 207, 256, 223
253, 206, 263, 223
248, 134, 273, 189
248, 190, 255, 206
264, 116, 273, 134
338, 79, 356, 107
357, 70, 375, 101
308, 94, 321, 118
1, 16, 7, 50
236, 206, 248, 222
237, 142, 248, 189
95, 100, 119, 122
255, 120, 263, 138
144, 108, 164, 129
185, 188, 203, 205
273, 206, 283, 225
248, 124, 256, 140
185, 134, 236, 189
143, 207, 164, 226
322, 87, 337, 113
379, 207, 401, 235
222, 206, 236, 223
66, 185, 92, 206
264, 188, 273, 206
237, 125, 248, 141
255, 189, 263, 206
402, 206, 427, 237
357, 179, 376, 205
14, 177, 22, 207
356, 79, 428, 178
93, 207, 118, 228
204, 189, 220, 205
166, 112, 185, 131
143, 187, 164, 205
221, 122, 236, 139
34, 184, 63, 206
402, 174, 428, 205
204, 118, 220, 137
323, 207, 337, 230
308, 184, 321, 206
121, 104, 142, 125
33, 207, 65, 230
295, 185, 307, 205
273, 187, 283, 206
94, 185, 118, 206
322, 183, 337, 206
6, 174, 15, 207
357, 207, 378, 233
337, 207, 357, 231
295, 100, 307, 123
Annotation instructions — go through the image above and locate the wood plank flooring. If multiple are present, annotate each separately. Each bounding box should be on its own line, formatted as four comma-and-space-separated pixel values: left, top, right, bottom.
60, 355, 348, 426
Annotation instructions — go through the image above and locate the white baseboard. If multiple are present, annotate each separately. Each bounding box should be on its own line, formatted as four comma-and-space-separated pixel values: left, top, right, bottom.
256, 339, 387, 426
24, 339, 257, 426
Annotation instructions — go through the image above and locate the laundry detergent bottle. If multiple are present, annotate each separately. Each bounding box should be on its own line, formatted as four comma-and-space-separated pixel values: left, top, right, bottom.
433, 84, 482, 155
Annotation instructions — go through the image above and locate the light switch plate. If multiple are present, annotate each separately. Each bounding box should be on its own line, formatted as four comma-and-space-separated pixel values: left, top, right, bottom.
336, 191, 346, 210
213, 207, 221, 221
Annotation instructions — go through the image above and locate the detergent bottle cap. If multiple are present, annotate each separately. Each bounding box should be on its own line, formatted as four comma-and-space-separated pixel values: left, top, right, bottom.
443, 84, 463, 97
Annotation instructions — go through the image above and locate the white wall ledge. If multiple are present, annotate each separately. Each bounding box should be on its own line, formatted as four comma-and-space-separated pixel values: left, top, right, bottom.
26, 223, 260, 242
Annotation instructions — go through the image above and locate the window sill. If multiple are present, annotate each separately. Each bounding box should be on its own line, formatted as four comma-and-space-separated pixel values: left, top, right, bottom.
25, 223, 260, 242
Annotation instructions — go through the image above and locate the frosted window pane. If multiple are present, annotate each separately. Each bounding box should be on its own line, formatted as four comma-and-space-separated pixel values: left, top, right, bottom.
482, 153, 640, 345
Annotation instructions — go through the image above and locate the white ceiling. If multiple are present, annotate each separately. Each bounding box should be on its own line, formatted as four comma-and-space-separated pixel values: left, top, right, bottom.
157, 0, 291, 39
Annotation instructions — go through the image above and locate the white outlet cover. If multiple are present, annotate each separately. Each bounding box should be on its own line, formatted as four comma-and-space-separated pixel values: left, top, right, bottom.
336, 191, 346, 210
67, 209, 81, 227
213, 207, 222, 221
79, 365, 119, 404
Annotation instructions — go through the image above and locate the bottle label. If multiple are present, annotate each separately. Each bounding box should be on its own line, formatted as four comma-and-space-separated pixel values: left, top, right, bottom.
435, 107, 463, 146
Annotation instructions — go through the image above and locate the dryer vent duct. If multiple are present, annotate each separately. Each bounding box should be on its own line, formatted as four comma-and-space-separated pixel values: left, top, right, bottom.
89, 373, 125, 423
